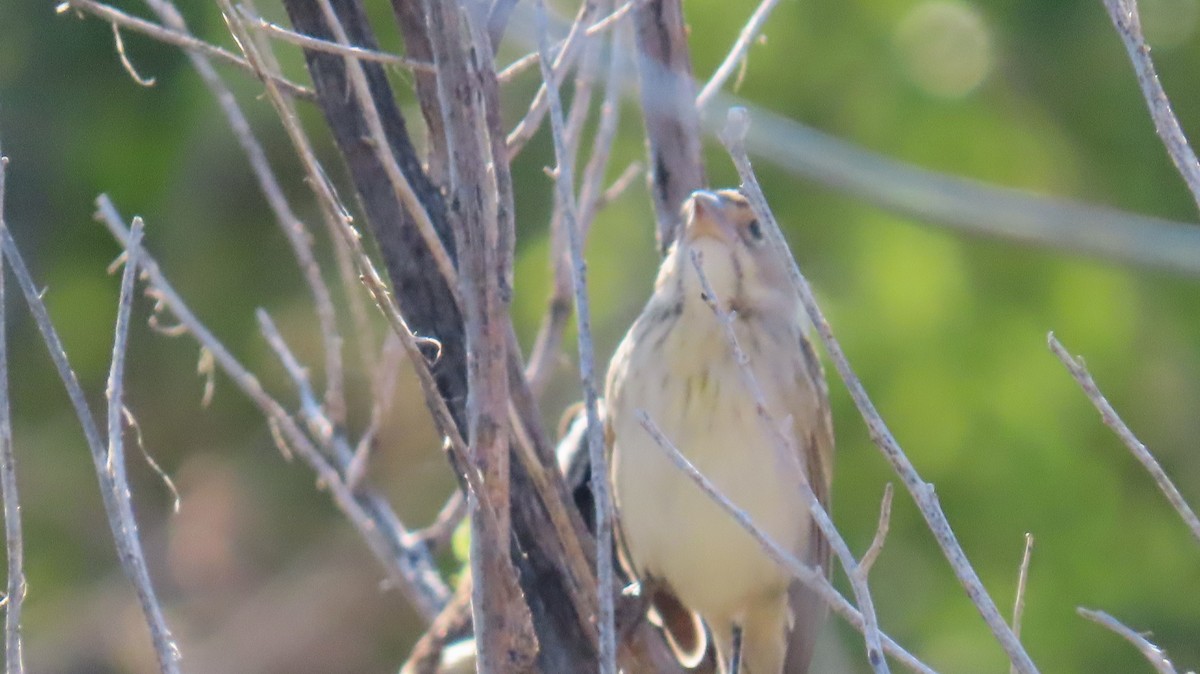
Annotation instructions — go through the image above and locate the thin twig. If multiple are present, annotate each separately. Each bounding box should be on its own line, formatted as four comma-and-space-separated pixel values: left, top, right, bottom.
1009, 532, 1034, 674
240, 7, 435, 71
417, 489, 468, 554
1102, 0, 1200, 213
506, 1, 600, 159
105, 218, 181, 673
2, 219, 181, 673
143, 0, 349, 426
95, 197, 450, 622
1048, 333, 1200, 544
687, 250, 888, 673
1078, 608, 1179, 674
635, 412, 937, 674
720, 107, 1038, 674
859, 484, 895, 575
58, 0, 315, 100
111, 21, 156, 86
0, 149, 26, 674
695, 0, 780, 108
535, 1, 616, 671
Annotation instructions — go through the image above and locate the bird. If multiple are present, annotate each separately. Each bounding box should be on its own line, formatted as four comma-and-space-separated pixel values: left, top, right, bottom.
605, 188, 834, 673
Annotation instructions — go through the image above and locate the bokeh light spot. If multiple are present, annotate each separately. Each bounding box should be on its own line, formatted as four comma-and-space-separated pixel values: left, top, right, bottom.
894, 0, 994, 99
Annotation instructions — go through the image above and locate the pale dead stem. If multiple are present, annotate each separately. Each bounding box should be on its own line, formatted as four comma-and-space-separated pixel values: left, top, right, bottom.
721, 107, 1039, 674
534, 1, 618, 671
685, 250, 889, 673
0, 147, 26, 674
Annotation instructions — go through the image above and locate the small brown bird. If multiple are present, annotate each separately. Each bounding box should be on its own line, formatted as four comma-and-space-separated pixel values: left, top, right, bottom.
605, 188, 833, 673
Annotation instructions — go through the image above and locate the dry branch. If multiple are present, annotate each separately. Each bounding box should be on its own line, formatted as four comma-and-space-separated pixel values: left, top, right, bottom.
1048, 334, 1200, 543
2, 219, 180, 673
1102, 0, 1200, 213
95, 197, 451, 621
1078, 608, 1181, 674
534, 1, 617, 670
0, 149, 25, 674
720, 107, 1038, 674
686, 250, 888, 673
58, 0, 315, 100
635, 412, 936, 674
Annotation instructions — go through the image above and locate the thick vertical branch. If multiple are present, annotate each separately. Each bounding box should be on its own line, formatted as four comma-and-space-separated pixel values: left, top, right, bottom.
423, 2, 534, 670
281, 0, 468, 431
633, 0, 706, 251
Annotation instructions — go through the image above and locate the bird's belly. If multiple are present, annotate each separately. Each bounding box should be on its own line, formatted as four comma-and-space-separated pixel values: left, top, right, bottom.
612, 358, 810, 621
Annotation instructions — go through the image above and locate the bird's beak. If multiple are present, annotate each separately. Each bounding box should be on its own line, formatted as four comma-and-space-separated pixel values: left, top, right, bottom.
684, 190, 735, 244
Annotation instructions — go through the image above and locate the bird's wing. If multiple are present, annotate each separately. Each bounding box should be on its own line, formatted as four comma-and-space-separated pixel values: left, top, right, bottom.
783, 333, 835, 674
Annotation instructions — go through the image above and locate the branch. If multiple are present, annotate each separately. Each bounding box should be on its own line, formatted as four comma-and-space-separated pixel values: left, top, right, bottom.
141, 0, 350, 425
1102, 0, 1200, 213
105, 219, 181, 673
58, 0, 315, 100
1078, 608, 1180, 674
635, 412, 937, 674
1048, 333, 1200, 544
720, 107, 1039, 674
1009, 533, 1034, 674
687, 250, 887, 673
1, 219, 180, 672
0, 148, 25, 674
695, 0, 781, 109
239, 7, 435, 71
95, 197, 451, 622
423, 1, 535, 668
632, 0, 706, 250
534, 2, 616, 672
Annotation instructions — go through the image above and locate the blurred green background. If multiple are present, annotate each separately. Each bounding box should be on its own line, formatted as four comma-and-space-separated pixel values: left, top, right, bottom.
2, 0, 1199, 672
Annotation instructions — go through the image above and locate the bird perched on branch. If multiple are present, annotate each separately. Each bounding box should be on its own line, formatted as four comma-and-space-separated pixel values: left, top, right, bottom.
605, 188, 834, 673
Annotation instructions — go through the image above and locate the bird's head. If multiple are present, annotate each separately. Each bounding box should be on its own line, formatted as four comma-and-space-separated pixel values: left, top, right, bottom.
659, 188, 795, 319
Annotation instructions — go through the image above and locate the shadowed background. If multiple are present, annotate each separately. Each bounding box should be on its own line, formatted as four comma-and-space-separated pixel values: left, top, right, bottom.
1, 0, 1199, 671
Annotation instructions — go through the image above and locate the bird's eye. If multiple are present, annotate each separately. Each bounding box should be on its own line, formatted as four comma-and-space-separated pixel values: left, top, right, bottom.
746, 219, 763, 241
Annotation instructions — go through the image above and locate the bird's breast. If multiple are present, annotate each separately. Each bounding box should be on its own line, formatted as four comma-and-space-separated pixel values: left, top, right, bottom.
609, 306, 814, 622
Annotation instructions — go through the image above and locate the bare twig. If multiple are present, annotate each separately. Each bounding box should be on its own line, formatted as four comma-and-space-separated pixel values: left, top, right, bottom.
720, 107, 1038, 674
142, 0, 350, 426
506, 1, 600, 159
105, 219, 181, 673
687, 250, 888, 673
1009, 533, 1034, 674
0, 149, 25, 674
1102, 0, 1200, 212
239, 7, 434, 71
635, 412, 937, 674
1078, 608, 1179, 674
2, 219, 181, 673
111, 21, 156, 86
417, 489, 468, 554
58, 0, 315, 100
1048, 333, 1200, 544
95, 197, 450, 622
859, 484, 895, 576
535, 2, 616, 671
694, 0, 780, 109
